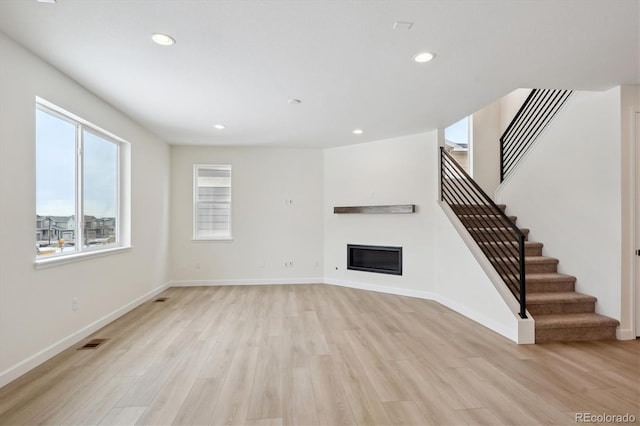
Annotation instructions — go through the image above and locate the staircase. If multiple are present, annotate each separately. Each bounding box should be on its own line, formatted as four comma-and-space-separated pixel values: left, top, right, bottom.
453, 202, 620, 343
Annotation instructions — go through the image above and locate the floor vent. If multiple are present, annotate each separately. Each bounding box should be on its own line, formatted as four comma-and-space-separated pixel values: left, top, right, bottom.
154, 297, 168, 302
78, 338, 109, 350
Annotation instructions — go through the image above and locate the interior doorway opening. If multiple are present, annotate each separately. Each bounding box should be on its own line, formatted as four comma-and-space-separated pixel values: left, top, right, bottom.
444, 116, 471, 174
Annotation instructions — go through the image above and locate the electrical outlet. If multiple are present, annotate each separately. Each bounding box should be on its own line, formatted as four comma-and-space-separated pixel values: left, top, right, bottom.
72, 297, 78, 311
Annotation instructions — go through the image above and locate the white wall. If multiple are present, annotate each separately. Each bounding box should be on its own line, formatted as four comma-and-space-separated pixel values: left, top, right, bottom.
471, 100, 501, 197
433, 205, 522, 342
0, 33, 171, 386
324, 133, 519, 340
324, 134, 437, 291
470, 88, 531, 197
499, 88, 532, 132
169, 146, 324, 284
497, 88, 622, 320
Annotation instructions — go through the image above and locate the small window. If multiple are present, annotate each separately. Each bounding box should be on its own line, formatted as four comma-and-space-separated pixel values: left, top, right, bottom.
36, 99, 127, 260
193, 164, 232, 240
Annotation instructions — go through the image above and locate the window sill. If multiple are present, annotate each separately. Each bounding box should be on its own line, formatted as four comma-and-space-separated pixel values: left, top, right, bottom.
34, 246, 132, 270
192, 238, 233, 242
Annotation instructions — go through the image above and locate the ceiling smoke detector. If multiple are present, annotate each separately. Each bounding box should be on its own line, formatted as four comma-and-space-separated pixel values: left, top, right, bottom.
393, 21, 414, 30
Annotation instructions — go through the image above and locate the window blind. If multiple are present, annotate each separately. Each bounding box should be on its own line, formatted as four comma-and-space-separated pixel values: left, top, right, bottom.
194, 165, 231, 240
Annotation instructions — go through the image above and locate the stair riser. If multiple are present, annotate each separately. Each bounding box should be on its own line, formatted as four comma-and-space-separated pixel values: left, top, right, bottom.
459, 216, 517, 228
535, 327, 617, 343
450, 205, 506, 215
524, 246, 542, 257
468, 230, 528, 242
527, 302, 595, 315
484, 245, 543, 257
526, 262, 557, 274
526, 281, 575, 293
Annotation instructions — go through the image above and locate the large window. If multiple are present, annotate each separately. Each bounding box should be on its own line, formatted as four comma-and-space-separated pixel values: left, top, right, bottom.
36, 99, 125, 260
193, 164, 232, 240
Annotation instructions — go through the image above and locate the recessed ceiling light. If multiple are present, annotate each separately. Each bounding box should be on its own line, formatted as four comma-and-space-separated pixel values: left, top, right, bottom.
151, 33, 176, 46
352, 129, 364, 135
413, 51, 435, 63
288, 99, 302, 104
37, 0, 57, 3
213, 124, 226, 130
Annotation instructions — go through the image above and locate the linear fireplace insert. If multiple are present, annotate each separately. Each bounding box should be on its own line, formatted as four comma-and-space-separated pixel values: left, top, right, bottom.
347, 244, 402, 275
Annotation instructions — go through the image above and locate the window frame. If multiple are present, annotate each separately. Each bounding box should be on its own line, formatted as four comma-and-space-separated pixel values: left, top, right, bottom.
35, 97, 130, 266
193, 164, 233, 241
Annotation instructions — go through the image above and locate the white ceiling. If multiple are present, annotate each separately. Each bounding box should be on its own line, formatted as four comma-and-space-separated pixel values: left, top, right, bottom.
0, 0, 638, 148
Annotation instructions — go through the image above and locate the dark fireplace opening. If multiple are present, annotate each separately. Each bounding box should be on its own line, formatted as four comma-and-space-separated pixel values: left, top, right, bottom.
347, 244, 402, 275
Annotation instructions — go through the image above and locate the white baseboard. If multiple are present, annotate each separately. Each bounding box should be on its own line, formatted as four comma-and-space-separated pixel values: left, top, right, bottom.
616, 327, 636, 340
325, 278, 518, 343
169, 277, 324, 287
0, 281, 170, 389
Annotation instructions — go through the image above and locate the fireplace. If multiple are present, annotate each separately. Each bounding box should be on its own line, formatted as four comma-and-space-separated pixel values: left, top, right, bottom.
347, 244, 402, 275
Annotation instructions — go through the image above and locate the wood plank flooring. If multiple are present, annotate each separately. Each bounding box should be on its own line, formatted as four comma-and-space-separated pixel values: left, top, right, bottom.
0, 284, 638, 425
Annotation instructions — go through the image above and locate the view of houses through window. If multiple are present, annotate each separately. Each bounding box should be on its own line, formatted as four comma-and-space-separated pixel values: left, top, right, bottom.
36, 101, 119, 257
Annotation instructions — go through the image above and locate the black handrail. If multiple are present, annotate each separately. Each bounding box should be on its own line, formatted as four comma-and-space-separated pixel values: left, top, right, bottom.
441, 147, 527, 318
500, 89, 572, 182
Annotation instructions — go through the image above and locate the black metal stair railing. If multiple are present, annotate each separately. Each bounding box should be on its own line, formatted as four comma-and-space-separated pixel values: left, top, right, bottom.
440, 147, 527, 318
500, 89, 573, 182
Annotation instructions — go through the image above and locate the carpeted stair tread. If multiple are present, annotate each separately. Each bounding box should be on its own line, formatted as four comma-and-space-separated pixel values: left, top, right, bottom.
467, 228, 530, 241
526, 292, 596, 305
458, 214, 516, 220
458, 215, 518, 228
525, 256, 559, 264
525, 273, 576, 293
526, 272, 576, 282
492, 255, 558, 264
533, 313, 620, 329
450, 204, 507, 214
479, 241, 542, 249
468, 226, 528, 232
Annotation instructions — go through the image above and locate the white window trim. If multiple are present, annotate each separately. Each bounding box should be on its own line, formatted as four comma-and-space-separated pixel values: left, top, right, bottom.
34, 246, 132, 270
193, 164, 232, 241
35, 97, 131, 266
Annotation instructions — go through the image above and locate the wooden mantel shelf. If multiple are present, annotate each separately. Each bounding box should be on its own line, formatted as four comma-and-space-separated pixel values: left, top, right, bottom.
333, 204, 416, 214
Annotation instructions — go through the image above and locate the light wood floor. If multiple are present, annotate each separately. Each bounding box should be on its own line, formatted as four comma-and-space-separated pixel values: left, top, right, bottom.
0, 285, 638, 426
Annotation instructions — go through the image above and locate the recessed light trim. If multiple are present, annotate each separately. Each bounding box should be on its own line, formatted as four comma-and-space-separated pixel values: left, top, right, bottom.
413, 51, 435, 63
37, 0, 57, 3
288, 99, 302, 104
393, 21, 414, 30
352, 129, 364, 135
213, 124, 226, 130
151, 33, 176, 46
